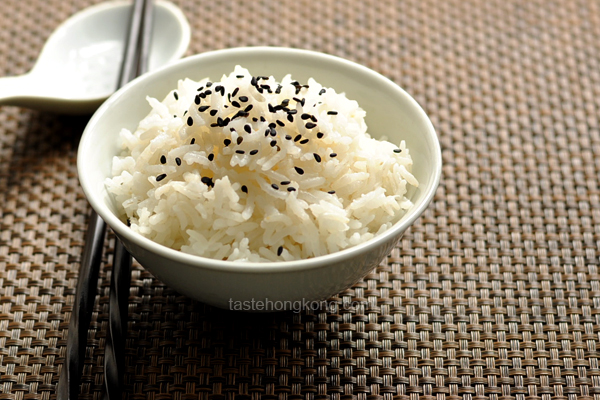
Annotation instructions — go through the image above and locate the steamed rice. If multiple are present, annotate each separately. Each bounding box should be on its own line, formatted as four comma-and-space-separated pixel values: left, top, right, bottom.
106, 65, 418, 262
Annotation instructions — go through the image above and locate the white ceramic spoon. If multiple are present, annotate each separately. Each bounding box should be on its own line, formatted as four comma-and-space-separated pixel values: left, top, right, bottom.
0, 0, 190, 114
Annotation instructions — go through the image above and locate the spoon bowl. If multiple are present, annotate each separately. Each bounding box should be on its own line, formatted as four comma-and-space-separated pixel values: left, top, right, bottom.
0, 0, 190, 114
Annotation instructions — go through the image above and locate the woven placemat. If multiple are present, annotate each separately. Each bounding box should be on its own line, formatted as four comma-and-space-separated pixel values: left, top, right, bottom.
2, 0, 600, 399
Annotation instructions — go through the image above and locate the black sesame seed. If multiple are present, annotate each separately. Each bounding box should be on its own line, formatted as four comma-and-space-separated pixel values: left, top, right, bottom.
294, 166, 304, 175
239, 95, 249, 102
300, 138, 309, 144
271, 183, 279, 190
268, 104, 275, 113
173, 91, 179, 100
198, 105, 210, 112
236, 75, 244, 79
269, 122, 277, 129
327, 111, 338, 115
251, 76, 258, 86
232, 87, 240, 96
264, 129, 270, 137
232, 110, 246, 120
260, 116, 266, 122
197, 86, 204, 91
275, 84, 283, 94
231, 100, 241, 108
156, 173, 167, 182
270, 128, 277, 136
217, 117, 224, 126
176, 157, 182, 166
215, 84, 223, 93
287, 109, 297, 115
204, 90, 212, 95
305, 122, 317, 129
210, 123, 219, 127
330, 152, 337, 157
244, 124, 252, 133
287, 187, 296, 192
194, 95, 201, 105
210, 109, 218, 116
241, 185, 248, 193
187, 116, 193, 126
317, 132, 324, 138
393, 148, 402, 153
190, 138, 196, 144
222, 117, 230, 126
184, 110, 188, 115
301, 113, 311, 120
310, 115, 318, 122
328, 190, 336, 194
281, 99, 290, 106
224, 138, 231, 146
250, 149, 259, 155
253, 117, 258, 122
236, 150, 245, 154
160, 155, 166, 164
237, 136, 244, 145
206, 81, 213, 87
276, 120, 285, 127
313, 153, 322, 162
208, 153, 214, 161
294, 135, 302, 142
280, 181, 291, 185
287, 114, 294, 123
244, 104, 253, 112
319, 88, 326, 95
270, 140, 277, 147
285, 135, 292, 140
277, 246, 283, 256
201, 176, 214, 187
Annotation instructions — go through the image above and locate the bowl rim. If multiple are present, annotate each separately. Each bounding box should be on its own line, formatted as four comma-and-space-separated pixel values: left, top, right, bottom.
79, 46, 442, 274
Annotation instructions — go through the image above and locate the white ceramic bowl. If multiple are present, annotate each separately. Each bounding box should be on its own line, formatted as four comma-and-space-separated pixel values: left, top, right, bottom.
78, 47, 441, 310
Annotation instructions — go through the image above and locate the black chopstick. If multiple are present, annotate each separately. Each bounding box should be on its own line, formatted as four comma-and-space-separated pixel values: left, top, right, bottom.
56, 212, 105, 399
104, 0, 154, 400
104, 1, 154, 398
56, 1, 154, 399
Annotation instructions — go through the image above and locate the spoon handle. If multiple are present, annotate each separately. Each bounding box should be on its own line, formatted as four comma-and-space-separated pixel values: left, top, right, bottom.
0, 75, 34, 107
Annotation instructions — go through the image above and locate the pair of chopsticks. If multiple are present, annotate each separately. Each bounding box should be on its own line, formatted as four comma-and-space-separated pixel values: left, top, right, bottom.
56, 1, 154, 399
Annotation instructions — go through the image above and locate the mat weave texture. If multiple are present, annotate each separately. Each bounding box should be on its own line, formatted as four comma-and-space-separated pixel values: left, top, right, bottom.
2, 0, 600, 399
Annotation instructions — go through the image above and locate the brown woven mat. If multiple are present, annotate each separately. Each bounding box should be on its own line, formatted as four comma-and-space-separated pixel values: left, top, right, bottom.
2, 0, 600, 399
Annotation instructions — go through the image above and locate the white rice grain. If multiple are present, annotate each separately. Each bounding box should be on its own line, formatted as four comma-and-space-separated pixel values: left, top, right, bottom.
106, 66, 418, 262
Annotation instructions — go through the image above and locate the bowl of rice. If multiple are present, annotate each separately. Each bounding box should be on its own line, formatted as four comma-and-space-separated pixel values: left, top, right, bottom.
78, 47, 441, 310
